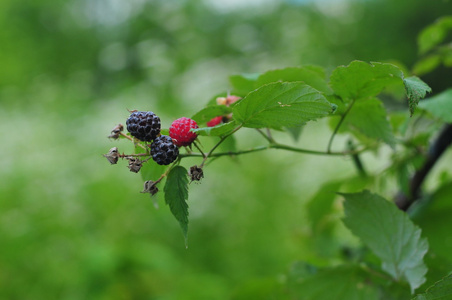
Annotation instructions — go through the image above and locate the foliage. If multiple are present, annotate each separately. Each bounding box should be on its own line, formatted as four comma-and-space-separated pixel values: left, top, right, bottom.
3, 0, 452, 299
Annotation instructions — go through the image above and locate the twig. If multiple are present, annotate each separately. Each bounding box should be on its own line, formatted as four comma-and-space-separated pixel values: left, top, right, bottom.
327, 99, 356, 153
396, 124, 452, 211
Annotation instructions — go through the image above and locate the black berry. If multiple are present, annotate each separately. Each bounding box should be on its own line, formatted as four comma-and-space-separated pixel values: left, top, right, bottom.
150, 135, 179, 165
126, 111, 161, 142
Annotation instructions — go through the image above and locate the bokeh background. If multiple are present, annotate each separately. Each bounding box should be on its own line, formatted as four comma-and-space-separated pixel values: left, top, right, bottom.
1, 0, 451, 299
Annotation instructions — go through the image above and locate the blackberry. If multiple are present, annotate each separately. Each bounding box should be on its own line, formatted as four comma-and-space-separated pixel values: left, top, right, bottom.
126, 111, 161, 142
150, 135, 179, 165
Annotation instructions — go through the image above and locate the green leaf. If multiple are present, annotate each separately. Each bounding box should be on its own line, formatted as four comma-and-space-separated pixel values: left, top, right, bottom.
403, 76, 432, 116
288, 265, 378, 300
164, 166, 189, 246
232, 82, 333, 129
330, 61, 403, 102
341, 190, 429, 293
412, 274, 452, 300
191, 105, 232, 124
418, 16, 452, 55
418, 88, 452, 122
191, 120, 238, 137
256, 66, 332, 94
284, 125, 303, 142
344, 98, 397, 148
307, 181, 342, 231
412, 54, 442, 76
229, 73, 260, 96
413, 182, 452, 265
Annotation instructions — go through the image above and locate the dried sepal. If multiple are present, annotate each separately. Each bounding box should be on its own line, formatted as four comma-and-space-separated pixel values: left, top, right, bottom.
127, 157, 143, 173
103, 147, 119, 164
141, 180, 159, 196
189, 165, 204, 182
108, 124, 124, 139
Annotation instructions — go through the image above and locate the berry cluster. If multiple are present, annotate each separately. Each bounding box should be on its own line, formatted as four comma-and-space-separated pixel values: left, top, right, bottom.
106, 111, 200, 167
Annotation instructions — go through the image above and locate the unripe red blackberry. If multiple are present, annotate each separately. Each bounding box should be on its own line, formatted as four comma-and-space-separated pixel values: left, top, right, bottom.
126, 111, 161, 142
150, 135, 179, 165
207, 116, 222, 127
169, 117, 199, 147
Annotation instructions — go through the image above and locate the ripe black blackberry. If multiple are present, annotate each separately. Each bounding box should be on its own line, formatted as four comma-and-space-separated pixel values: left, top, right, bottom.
126, 111, 161, 142
150, 135, 179, 165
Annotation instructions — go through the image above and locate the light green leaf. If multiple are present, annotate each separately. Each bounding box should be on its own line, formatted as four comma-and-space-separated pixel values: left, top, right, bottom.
256, 66, 332, 94
330, 61, 403, 102
412, 274, 452, 300
418, 88, 452, 122
191, 105, 232, 124
403, 76, 432, 116
164, 166, 189, 245
418, 16, 452, 55
344, 98, 397, 148
191, 120, 238, 137
232, 82, 333, 129
342, 190, 429, 293
413, 54, 442, 76
289, 265, 378, 300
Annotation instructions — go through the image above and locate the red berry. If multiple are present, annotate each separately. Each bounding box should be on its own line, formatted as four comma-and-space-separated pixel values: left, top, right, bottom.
207, 116, 222, 127
169, 117, 199, 147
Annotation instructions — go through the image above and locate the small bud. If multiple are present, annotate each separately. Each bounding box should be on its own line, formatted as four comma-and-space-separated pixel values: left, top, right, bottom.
127, 157, 143, 173
216, 97, 227, 105
189, 165, 204, 182
103, 147, 119, 164
141, 180, 159, 196
225, 95, 241, 106
108, 124, 124, 139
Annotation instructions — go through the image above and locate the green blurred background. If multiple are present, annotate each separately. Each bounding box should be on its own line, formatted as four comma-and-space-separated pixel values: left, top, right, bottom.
1, 0, 451, 299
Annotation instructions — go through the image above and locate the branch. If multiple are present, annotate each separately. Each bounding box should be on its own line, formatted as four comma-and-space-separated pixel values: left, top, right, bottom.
396, 123, 452, 211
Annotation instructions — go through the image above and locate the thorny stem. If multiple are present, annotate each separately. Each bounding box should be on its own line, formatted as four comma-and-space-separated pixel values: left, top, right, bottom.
327, 99, 356, 153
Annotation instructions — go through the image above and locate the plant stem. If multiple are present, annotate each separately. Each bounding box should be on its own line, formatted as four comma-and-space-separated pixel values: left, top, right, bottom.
256, 129, 273, 143
120, 132, 147, 150
396, 123, 452, 211
199, 125, 242, 167
193, 141, 206, 159
327, 99, 356, 153
179, 143, 367, 159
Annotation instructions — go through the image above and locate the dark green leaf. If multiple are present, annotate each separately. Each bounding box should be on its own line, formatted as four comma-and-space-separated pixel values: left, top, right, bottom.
403, 76, 432, 116
164, 166, 189, 245
288, 265, 378, 300
284, 125, 303, 142
192, 120, 239, 136
418, 16, 452, 55
342, 190, 429, 293
191, 105, 232, 124
232, 82, 333, 129
256, 66, 332, 94
344, 98, 397, 148
413, 182, 452, 265
412, 274, 452, 300
330, 61, 403, 102
418, 88, 452, 122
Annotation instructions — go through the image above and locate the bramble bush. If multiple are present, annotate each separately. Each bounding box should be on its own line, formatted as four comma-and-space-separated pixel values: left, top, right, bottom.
104, 16, 452, 299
